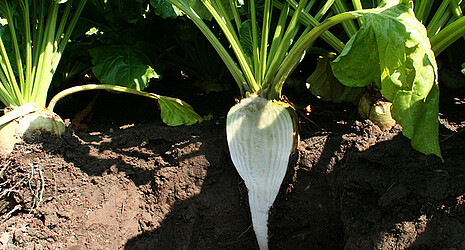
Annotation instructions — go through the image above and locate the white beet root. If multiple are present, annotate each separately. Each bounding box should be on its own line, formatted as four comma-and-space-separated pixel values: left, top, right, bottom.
226, 95, 294, 249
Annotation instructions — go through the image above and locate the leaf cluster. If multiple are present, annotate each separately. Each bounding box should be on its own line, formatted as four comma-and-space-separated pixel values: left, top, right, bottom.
302, 0, 465, 160
331, 1, 441, 158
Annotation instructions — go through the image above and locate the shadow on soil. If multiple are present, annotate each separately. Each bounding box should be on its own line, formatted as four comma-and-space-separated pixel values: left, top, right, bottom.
121, 115, 464, 249
122, 118, 347, 250
32, 87, 465, 249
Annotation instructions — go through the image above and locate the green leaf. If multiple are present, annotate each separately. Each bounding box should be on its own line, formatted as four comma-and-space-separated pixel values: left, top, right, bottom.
331, 1, 442, 159
157, 96, 209, 126
150, 0, 183, 19
395, 81, 441, 158
329, 24, 381, 88
239, 20, 261, 58
307, 54, 363, 104
90, 44, 160, 91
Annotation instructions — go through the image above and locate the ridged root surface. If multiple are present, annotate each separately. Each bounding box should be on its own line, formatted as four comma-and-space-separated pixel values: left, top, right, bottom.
226, 95, 294, 250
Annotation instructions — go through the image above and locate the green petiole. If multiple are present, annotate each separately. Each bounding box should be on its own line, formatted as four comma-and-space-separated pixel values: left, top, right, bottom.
264, 12, 357, 99
333, 0, 358, 37
426, 0, 452, 36
0, 0, 87, 109
47, 84, 161, 111
263, 0, 308, 92
164, 0, 358, 101
431, 15, 465, 55
273, 0, 345, 52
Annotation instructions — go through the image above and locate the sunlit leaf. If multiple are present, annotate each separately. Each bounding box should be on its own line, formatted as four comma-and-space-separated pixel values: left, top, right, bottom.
158, 96, 209, 126
150, 0, 183, 18
331, 0, 442, 159
90, 44, 160, 91
239, 20, 257, 58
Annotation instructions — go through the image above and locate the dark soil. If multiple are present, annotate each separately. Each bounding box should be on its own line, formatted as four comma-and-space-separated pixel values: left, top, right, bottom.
1, 83, 464, 249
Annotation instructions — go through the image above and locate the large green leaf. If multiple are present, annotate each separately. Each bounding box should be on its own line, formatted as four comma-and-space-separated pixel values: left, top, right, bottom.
239, 19, 262, 59
157, 96, 209, 126
90, 44, 160, 91
331, 0, 442, 159
239, 20, 255, 58
307, 54, 363, 104
150, 0, 183, 19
